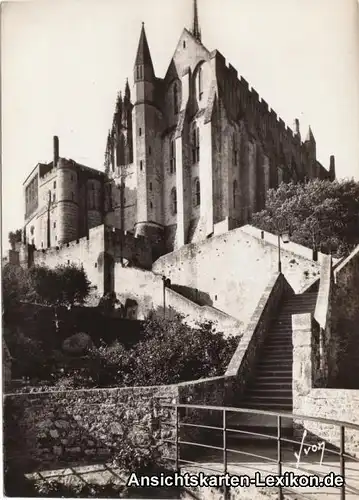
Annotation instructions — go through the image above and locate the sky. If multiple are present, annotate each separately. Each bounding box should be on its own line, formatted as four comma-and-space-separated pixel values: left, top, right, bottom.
1, 0, 359, 249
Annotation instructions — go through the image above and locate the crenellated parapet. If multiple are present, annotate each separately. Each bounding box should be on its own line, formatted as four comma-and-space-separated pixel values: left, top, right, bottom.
212, 50, 332, 181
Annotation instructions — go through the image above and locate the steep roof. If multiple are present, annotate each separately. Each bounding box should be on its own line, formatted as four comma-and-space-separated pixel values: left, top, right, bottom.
134, 23, 155, 79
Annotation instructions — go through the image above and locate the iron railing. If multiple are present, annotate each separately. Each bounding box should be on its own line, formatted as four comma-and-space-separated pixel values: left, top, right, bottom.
162, 404, 359, 500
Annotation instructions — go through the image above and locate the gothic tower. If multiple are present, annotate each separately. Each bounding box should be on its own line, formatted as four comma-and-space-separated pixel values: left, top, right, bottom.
133, 23, 164, 258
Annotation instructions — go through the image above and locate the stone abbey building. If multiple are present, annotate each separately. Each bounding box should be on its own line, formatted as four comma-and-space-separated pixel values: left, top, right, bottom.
23, 0, 335, 260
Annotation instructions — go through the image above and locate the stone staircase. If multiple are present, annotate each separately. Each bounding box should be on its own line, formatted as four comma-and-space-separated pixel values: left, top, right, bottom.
240, 292, 317, 413
221, 292, 318, 446
183, 292, 318, 458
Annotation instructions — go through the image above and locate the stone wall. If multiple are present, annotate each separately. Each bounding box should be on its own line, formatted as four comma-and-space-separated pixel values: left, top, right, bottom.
313, 255, 337, 385
332, 245, 359, 388
153, 224, 318, 329
33, 225, 106, 294
113, 264, 241, 335
32, 224, 153, 295
4, 385, 178, 472
292, 313, 359, 457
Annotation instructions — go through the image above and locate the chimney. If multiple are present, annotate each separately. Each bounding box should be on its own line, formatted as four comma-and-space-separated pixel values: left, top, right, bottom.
293, 118, 301, 140
329, 155, 336, 181
53, 136, 59, 167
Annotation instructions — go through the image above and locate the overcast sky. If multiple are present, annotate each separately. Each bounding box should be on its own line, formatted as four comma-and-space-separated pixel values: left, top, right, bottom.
1, 0, 359, 248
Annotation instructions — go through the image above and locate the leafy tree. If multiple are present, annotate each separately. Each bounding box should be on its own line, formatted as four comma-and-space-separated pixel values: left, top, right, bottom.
252, 179, 359, 257
2, 264, 34, 320
30, 264, 91, 308
8, 229, 22, 250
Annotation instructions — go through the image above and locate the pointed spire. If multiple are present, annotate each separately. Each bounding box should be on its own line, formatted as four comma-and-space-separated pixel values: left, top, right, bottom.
115, 91, 122, 114
191, 0, 201, 42
134, 22, 155, 80
305, 126, 315, 143
124, 78, 131, 102
105, 129, 112, 173
106, 129, 112, 147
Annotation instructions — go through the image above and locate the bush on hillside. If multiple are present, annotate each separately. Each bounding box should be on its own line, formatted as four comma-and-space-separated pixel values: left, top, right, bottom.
252, 179, 359, 257
11, 310, 239, 390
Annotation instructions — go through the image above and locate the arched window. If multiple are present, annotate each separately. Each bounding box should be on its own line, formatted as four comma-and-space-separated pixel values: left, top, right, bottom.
173, 83, 178, 115
170, 138, 176, 174
198, 66, 203, 101
171, 187, 177, 215
193, 178, 200, 206
233, 180, 238, 208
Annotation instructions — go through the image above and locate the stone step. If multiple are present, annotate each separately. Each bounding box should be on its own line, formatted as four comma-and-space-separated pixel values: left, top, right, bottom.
257, 360, 292, 366
266, 336, 292, 341
241, 401, 293, 411
243, 395, 292, 404
256, 367, 293, 381
268, 333, 293, 339
263, 345, 292, 351
247, 390, 292, 398
252, 385, 292, 392
254, 377, 292, 384
262, 348, 292, 355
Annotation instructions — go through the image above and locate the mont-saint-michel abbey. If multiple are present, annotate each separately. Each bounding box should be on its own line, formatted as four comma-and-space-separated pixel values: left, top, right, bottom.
22, 0, 335, 260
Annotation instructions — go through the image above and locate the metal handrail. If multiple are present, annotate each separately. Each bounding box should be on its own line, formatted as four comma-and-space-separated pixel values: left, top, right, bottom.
163, 403, 359, 430
162, 403, 359, 500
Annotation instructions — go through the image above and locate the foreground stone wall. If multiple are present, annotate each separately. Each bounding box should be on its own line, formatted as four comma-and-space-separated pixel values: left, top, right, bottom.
4, 385, 178, 472
292, 313, 359, 457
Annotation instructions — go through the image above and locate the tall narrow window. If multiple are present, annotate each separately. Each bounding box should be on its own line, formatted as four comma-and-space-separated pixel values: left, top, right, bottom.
192, 126, 200, 164
170, 138, 176, 173
233, 180, 238, 208
174, 83, 178, 115
198, 66, 203, 101
171, 187, 177, 215
140, 160, 143, 171
233, 134, 238, 165
194, 178, 201, 206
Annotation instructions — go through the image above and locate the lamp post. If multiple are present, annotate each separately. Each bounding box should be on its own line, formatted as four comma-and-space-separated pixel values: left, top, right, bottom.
162, 276, 171, 319
277, 230, 290, 274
